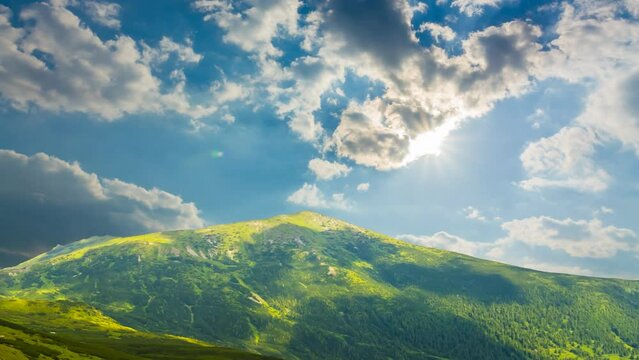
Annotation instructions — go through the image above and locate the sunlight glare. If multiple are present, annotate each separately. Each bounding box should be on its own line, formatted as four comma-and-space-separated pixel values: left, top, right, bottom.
405, 122, 456, 163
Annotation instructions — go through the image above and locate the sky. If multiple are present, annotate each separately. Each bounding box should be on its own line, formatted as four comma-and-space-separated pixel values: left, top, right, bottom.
0, 0, 638, 278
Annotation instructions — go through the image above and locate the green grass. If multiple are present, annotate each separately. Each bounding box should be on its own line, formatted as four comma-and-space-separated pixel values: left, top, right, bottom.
1, 211, 638, 359
0, 298, 278, 359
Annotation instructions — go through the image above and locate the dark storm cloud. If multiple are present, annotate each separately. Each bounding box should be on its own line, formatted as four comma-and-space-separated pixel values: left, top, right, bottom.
0, 149, 204, 267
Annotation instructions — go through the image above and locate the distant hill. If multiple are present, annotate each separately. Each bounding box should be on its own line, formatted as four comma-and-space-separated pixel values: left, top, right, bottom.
1, 211, 638, 359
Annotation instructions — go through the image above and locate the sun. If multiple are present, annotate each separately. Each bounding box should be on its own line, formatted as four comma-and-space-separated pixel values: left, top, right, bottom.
405, 122, 456, 162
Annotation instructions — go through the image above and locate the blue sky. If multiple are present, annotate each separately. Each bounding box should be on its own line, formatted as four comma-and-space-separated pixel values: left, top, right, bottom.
0, 0, 638, 278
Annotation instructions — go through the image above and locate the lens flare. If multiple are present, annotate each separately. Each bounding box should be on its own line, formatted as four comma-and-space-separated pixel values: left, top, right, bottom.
211, 150, 224, 158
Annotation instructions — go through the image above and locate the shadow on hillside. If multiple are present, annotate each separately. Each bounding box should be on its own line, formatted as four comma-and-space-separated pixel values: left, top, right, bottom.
320, 228, 400, 265
316, 227, 522, 304
243, 224, 315, 286
245, 225, 522, 303
286, 294, 527, 360
376, 261, 523, 303
245, 223, 400, 274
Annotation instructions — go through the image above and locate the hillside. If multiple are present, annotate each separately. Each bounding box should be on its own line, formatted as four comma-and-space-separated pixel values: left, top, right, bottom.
0, 298, 277, 359
1, 211, 638, 359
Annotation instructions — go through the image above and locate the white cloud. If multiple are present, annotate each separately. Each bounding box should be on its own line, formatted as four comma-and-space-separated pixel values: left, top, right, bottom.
519, 126, 611, 192
451, 0, 503, 16
286, 183, 350, 210
418, 22, 456, 42
594, 206, 614, 216
514, 258, 594, 277
499, 216, 638, 258
520, 0, 639, 192
463, 206, 487, 222
0, 149, 205, 260
535, 1, 639, 83
398, 232, 487, 256
356, 182, 370, 192
211, 81, 248, 104
197, 3, 335, 141
308, 158, 351, 181
142, 37, 203, 65
83, 0, 121, 29
0, 2, 216, 121
221, 113, 235, 123
526, 108, 547, 129
577, 73, 639, 156
399, 216, 639, 278
102, 178, 204, 232
396, 232, 593, 277
627, 0, 639, 17
193, 0, 299, 56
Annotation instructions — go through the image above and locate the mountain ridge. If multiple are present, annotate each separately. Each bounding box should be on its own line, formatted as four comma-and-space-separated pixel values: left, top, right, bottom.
1, 211, 638, 359
7, 210, 627, 281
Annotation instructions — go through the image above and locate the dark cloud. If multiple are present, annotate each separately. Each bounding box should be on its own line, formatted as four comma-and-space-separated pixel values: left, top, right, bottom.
458, 22, 541, 93
332, 100, 411, 169
322, 0, 419, 68
477, 33, 527, 73
0, 150, 204, 267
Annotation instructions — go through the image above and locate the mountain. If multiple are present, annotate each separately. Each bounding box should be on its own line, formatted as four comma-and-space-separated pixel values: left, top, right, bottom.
1, 211, 638, 359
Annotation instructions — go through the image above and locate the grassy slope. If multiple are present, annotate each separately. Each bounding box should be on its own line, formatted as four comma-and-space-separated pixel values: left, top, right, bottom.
0, 298, 277, 359
0, 211, 638, 359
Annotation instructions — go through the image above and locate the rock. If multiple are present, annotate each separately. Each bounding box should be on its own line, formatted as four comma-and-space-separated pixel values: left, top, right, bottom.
327, 266, 337, 276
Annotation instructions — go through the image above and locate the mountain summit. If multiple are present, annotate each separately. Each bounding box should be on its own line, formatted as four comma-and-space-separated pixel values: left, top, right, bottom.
1, 212, 638, 359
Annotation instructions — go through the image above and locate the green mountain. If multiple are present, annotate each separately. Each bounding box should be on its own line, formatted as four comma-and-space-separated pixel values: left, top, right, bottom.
1, 211, 638, 359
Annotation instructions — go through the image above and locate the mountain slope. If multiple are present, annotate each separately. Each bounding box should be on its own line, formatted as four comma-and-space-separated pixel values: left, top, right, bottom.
1, 211, 638, 359
0, 298, 277, 359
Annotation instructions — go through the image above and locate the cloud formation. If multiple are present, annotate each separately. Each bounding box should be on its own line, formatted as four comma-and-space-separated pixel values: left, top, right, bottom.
399, 214, 639, 278
323, 5, 542, 169
0, 2, 215, 121
195, 0, 544, 170
142, 37, 203, 65
418, 22, 456, 42
308, 158, 351, 181
286, 183, 350, 210
398, 232, 487, 256
0, 149, 204, 266
499, 216, 638, 258
3, 0, 636, 187
450, 0, 504, 16
520, 0, 639, 192
193, 0, 299, 56
192, 0, 639, 193
83, 0, 121, 29
519, 126, 611, 192
463, 206, 487, 222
